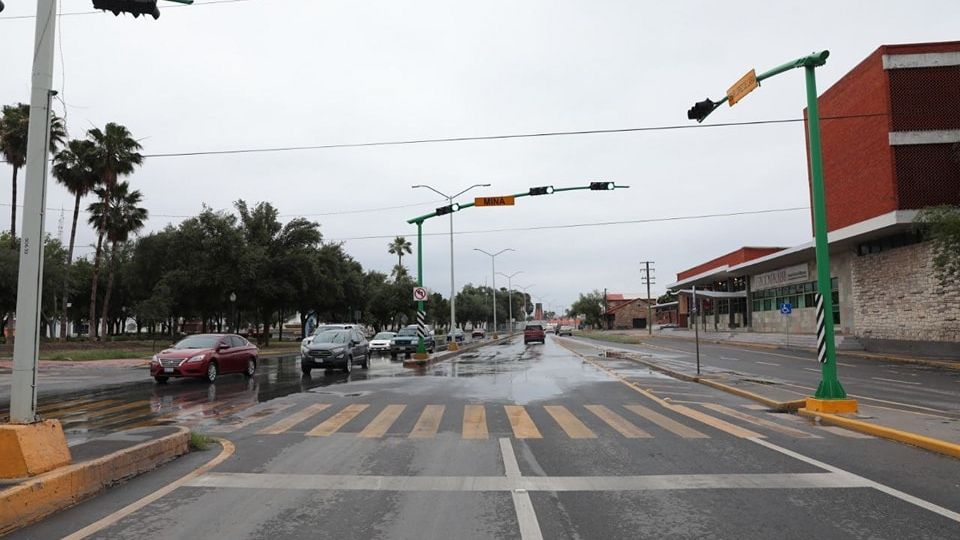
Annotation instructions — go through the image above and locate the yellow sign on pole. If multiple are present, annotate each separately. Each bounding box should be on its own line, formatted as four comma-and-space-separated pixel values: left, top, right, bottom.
474, 196, 516, 207
726, 69, 759, 106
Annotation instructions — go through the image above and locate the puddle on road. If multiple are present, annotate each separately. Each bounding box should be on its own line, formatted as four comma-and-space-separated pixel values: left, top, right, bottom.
12, 340, 621, 441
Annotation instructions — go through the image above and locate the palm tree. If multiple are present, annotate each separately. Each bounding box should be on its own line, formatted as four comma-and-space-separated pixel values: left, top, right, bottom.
87, 182, 147, 339
388, 236, 412, 268
52, 139, 98, 340
86, 123, 143, 340
0, 103, 66, 247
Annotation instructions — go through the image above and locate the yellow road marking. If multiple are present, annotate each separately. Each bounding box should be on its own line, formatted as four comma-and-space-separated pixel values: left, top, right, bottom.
359, 405, 406, 438
462, 405, 488, 439
258, 403, 330, 434
504, 405, 542, 439
668, 404, 764, 439
624, 404, 708, 438
544, 405, 596, 439
585, 405, 650, 438
410, 405, 445, 439
700, 403, 819, 438
307, 404, 369, 436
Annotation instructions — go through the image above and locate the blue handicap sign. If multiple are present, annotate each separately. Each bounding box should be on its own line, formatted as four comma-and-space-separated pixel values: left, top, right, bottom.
780, 303, 792, 315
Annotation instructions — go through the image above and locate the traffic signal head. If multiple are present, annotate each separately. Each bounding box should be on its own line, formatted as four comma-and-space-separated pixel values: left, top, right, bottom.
589, 182, 615, 191
0, 1, 5, 13
528, 186, 555, 196
434, 203, 460, 216
687, 98, 719, 123
92, 0, 161, 19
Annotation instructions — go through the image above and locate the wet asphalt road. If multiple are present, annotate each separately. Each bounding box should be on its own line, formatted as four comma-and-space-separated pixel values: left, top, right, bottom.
9, 336, 960, 539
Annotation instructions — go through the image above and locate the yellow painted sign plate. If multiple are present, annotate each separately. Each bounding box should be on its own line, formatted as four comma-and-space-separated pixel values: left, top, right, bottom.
726, 69, 759, 106
475, 196, 516, 207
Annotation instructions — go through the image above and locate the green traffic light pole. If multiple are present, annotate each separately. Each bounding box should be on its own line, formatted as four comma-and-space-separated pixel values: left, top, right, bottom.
405, 182, 629, 359
689, 51, 853, 407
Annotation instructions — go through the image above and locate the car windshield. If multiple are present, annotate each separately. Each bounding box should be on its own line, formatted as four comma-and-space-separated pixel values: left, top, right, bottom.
397, 327, 417, 336
311, 330, 349, 344
312, 324, 349, 336
374, 332, 395, 340
172, 335, 220, 349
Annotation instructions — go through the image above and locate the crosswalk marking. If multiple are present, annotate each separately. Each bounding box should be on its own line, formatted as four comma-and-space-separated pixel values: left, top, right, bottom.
410, 405, 444, 439
700, 403, 819, 438
544, 405, 596, 439
307, 404, 369, 436
624, 404, 709, 439
504, 406, 542, 439
359, 405, 406, 438
258, 403, 330, 435
585, 405, 650, 438
669, 405, 764, 439
209, 403, 296, 433
463, 405, 488, 439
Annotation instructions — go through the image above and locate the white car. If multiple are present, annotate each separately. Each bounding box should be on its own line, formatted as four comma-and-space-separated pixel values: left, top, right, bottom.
369, 331, 396, 353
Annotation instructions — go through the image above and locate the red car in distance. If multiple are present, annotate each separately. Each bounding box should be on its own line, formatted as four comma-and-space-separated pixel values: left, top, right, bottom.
524, 323, 546, 345
151, 333, 259, 384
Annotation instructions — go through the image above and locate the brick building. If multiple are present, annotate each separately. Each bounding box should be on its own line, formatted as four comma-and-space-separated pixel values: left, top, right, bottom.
604, 293, 655, 330
667, 41, 960, 357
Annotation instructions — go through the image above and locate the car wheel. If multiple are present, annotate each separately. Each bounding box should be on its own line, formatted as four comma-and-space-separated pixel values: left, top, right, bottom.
301, 366, 312, 377
205, 362, 218, 383
390, 353, 398, 361
154, 376, 168, 384
244, 358, 257, 378
344, 356, 353, 374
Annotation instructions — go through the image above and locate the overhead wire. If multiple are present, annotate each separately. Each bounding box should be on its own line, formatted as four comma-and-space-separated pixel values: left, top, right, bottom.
0, 0, 255, 20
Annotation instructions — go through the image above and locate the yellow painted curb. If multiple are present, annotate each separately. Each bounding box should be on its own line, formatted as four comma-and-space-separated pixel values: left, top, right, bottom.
798, 408, 960, 460
0, 419, 71, 478
0, 426, 190, 535
698, 379, 806, 412
805, 397, 858, 414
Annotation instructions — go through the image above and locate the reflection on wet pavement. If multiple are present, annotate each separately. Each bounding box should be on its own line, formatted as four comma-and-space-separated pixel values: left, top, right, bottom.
3, 338, 619, 444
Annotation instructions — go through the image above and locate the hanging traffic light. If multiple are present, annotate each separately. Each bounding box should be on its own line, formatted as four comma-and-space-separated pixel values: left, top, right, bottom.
93, 0, 161, 19
589, 182, 615, 191
687, 98, 720, 123
528, 186, 555, 196
434, 203, 460, 216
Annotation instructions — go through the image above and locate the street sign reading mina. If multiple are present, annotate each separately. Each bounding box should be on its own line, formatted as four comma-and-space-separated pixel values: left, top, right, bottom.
474, 195, 516, 207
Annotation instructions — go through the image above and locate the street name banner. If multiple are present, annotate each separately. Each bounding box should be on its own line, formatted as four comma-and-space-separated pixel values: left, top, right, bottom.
727, 69, 759, 106
475, 196, 516, 207
752, 263, 809, 290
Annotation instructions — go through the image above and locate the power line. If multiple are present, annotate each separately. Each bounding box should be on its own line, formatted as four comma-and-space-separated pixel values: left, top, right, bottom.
0, 0, 254, 20
136, 113, 887, 159
326, 206, 811, 242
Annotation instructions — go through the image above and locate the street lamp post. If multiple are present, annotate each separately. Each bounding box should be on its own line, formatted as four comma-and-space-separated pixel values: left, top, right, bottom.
474, 248, 514, 338
412, 183, 490, 351
517, 284, 535, 325
496, 271, 523, 333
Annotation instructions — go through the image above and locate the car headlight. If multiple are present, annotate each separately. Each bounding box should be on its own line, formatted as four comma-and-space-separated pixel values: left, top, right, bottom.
333, 347, 346, 358
186, 354, 205, 363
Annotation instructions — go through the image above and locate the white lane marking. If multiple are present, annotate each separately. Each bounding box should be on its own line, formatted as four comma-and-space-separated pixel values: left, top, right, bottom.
803, 368, 821, 372
872, 377, 922, 386
755, 361, 780, 366
779, 382, 955, 417
720, 356, 740, 361
837, 362, 856, 367
500, 437, 543, 540
749, 437, 960, 523
186, 471, 867, 491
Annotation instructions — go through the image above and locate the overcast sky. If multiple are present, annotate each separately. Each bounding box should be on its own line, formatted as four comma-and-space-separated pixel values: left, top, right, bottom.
2, 0, 958, 313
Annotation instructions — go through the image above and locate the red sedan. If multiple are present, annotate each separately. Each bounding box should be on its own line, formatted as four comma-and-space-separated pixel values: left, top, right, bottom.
151, 334, 259, 384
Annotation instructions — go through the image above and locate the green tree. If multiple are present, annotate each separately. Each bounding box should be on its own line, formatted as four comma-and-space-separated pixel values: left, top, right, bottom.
569, 290, 605, 328
86, 123, 143, 340
918, 206, 960, 284
0, 103, 66, 246
388, 236, 412, 268
53, 138, 99, 340
88, 182, 147, 338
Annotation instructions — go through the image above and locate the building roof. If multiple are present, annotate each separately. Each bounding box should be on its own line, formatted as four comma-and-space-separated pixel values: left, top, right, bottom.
676, 247, 787, 282
667, 210, 918, 290
606, 297, 653, 314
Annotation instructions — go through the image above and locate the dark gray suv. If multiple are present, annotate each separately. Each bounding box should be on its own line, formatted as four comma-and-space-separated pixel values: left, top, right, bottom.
301, 329, 369, 376
390, 325, 435, 360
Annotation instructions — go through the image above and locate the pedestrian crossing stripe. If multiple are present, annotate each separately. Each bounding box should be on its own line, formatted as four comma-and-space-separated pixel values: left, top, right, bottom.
226, 402, 852, 442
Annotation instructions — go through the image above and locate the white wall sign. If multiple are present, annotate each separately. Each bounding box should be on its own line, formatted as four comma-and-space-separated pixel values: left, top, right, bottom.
752, 264, 809, 290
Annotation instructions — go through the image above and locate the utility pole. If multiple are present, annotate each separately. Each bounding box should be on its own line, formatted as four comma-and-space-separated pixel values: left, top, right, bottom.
497, 271, 523, 333
603, 287, 608, 330
640, 261, 655, 335
474, 248, 513, 338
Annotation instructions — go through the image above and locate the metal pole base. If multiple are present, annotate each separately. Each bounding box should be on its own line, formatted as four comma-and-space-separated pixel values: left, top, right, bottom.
448, 342, 459, 352
413, 352, 429, 361
0, 419, 71, 479
814, 377, 848, 400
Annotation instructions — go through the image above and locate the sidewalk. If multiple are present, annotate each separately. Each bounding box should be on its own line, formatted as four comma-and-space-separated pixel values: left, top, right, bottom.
0, 425, 190, 535
564, 338, 960, 459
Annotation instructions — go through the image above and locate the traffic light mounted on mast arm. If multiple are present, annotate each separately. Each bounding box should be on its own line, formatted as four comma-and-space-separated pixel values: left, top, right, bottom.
92, 0, 193, 20
687, 98, 721, 123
